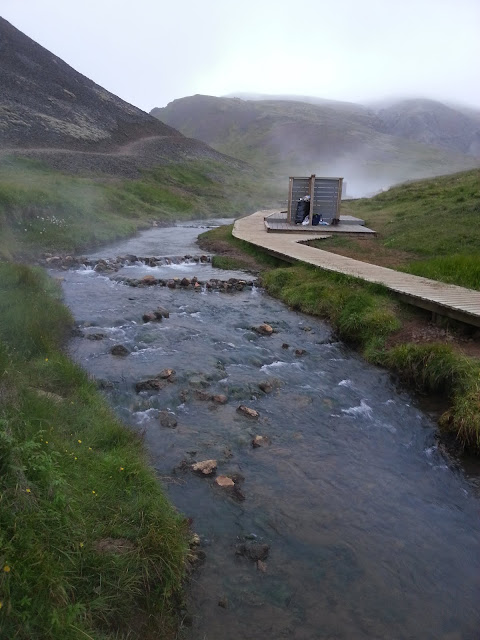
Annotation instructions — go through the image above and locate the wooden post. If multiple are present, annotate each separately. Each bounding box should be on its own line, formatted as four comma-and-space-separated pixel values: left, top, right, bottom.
309, 174, 315, 225
287, 177, 294, 224
335, 177, 343, 225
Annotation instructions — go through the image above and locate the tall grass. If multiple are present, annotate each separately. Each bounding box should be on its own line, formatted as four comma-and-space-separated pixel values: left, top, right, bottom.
403, 254, 480, 290
0, 264, 189, 639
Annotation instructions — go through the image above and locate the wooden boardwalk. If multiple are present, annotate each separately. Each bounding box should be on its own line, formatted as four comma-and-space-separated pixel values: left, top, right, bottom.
233, 211, 480, 328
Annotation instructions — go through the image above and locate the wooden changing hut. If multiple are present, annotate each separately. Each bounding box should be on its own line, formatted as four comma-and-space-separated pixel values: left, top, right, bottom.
288, 174, 343, 226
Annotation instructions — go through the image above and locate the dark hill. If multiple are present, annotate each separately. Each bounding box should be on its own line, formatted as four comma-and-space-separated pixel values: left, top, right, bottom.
151, 94, 480, 196
0, 17, 241, 176
377, 99, 480, 156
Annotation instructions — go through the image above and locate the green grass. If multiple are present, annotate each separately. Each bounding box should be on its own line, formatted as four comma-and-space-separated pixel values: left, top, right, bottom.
0, 263, 189, 639
211, 255, 254, 271
0, 157, 280, 260
403, 254, 480, 290
343, 169, 480, 283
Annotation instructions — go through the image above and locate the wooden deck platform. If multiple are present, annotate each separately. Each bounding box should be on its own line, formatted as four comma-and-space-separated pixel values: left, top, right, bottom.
264, 212, 376, 236
234, 211, 480, 328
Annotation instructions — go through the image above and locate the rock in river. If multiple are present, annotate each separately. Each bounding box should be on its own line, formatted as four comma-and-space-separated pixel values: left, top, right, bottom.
215, 475, 235, 488
192, 459, 217, 475
159, 411, 177, 428
235, 541, 270, 561
237, 405, 259, 418
254, 323, 274, 336
135, 379, 167, 392
158, 368, 175, 379
111, 344, 130, 356
258, 380, 274, 394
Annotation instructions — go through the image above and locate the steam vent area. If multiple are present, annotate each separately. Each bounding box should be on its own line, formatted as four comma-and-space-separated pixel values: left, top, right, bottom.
265, 175, 376, 236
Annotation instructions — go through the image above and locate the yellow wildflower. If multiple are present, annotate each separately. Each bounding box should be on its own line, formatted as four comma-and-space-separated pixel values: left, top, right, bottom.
79, 542, 84, 548
78, 439, 82, 444
26, 488, 31, 493
3, 565, 10, 573
92, 490, 96, 494
120, 467, 124, 471
45, 358, 48, 362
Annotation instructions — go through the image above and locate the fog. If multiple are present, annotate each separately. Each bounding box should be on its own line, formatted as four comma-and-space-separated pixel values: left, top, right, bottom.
2, 0, 480, 113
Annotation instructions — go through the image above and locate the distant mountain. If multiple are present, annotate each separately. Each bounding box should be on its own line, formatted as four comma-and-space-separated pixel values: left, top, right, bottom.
377, 99, 480, 156
151, 94, 480, 196
0, 18, 241, 177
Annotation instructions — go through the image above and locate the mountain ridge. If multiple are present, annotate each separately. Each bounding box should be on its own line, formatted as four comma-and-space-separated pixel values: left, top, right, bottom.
151, 94, 480, 196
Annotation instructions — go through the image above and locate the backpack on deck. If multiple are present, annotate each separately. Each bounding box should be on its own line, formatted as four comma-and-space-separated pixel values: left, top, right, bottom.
295, 200, 310, 224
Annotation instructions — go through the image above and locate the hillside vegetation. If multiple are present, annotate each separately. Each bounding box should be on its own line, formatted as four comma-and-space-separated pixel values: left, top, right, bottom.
318, 169, 480, 289
0, 156, 279, 260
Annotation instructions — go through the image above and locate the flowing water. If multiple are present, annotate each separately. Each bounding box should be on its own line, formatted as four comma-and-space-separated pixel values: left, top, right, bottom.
56, 220, 480, 640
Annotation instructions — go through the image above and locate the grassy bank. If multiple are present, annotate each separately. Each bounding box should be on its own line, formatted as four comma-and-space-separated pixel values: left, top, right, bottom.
0, 263, 189, 639
0, 156, 279, 260
200, 225, 480, 453
311, 169, 480, 290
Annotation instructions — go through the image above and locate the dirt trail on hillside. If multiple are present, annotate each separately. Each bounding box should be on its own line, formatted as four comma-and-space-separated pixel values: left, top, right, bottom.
0, 135, 244, 178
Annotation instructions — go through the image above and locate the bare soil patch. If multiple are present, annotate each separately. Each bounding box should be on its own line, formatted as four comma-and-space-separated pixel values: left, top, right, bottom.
386, 315, 480, 359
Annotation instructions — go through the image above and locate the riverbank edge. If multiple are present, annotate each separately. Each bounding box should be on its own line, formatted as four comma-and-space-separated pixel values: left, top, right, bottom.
0, 263, 191, 639
198, 224, 480, 454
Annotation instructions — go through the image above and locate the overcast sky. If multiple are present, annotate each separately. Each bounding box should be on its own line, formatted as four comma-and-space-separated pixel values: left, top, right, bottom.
2, 0, 480, 113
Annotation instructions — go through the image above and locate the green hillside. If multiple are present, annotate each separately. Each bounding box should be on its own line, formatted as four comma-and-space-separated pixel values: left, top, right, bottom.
0, 156, 280, 260
322, 169, 480, 289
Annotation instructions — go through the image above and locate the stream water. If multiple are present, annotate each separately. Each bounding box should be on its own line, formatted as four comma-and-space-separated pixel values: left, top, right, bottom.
56, 220, 480, 640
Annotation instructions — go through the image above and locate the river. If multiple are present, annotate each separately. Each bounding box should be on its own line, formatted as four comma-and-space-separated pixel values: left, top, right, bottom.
55, 220, 480, 640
